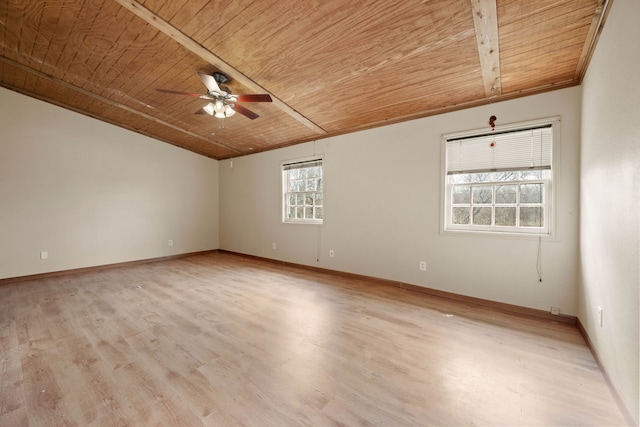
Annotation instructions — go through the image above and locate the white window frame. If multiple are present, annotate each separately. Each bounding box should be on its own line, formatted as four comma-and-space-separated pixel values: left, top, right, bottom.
282, 156, 324, 224
441, 117, 560, 237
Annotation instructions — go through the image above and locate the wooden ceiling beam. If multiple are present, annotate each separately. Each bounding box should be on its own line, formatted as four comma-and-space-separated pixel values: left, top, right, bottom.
0, 55, 240, 155
113, 0, 327, 135
470, 0, 501, 97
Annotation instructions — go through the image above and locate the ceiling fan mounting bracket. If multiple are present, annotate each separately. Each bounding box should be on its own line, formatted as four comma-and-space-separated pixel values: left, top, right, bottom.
212, 72, 230, 84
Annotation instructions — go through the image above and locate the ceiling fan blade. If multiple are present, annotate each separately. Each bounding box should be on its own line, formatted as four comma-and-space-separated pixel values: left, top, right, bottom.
198, 72, 221, 93
236, 94, 272, 103
156, 88, 202, 97
233, 104, 259, 120
195, 108, 207, 115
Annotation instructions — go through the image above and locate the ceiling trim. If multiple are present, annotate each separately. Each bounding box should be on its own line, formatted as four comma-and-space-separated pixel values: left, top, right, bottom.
0, 55, 240, 155
574, 0, 611, 81
470, 0, 501, 97
113, 0, 327, 135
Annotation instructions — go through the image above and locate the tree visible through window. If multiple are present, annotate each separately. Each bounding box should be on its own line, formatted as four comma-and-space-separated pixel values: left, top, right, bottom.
282, 158, 323, 224
449, 170, 549, 229
443, 120, 557, 235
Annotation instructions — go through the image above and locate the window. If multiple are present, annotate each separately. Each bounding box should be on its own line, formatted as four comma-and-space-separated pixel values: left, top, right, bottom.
443, 119, 558, 235
282, 158, 323, 224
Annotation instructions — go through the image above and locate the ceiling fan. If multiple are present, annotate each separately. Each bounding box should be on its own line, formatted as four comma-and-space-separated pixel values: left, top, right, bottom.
156, 72, 272, 120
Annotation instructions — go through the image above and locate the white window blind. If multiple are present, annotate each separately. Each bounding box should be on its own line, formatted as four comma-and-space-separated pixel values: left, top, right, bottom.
446, 125, 552, 175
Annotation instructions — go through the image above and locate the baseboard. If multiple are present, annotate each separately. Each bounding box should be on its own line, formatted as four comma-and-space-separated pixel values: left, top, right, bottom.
577, 319, 638, 427
0, 249, 219, 286
400, 282, 576, 324
218, 250, 577, 325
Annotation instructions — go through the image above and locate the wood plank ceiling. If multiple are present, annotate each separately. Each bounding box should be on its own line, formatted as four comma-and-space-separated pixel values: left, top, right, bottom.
0, 0, 609, 160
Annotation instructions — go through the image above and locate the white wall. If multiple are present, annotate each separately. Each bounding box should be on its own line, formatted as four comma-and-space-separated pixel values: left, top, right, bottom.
579, 0, 640, 422
0, 88, 219, 279
220, 86, 581, 315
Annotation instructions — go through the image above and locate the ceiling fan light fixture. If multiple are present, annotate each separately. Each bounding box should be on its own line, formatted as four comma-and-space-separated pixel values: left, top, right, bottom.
214, 100, 225, 114
207, 100, 235, 118
203, 102, 215, 115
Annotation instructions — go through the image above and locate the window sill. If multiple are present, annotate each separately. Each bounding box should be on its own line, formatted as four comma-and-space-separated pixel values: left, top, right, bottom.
283, 220, 323, 225
441, 227, 555, 241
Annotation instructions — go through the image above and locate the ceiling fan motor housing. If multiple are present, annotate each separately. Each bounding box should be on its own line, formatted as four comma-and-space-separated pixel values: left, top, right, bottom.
212, 72, 230, 84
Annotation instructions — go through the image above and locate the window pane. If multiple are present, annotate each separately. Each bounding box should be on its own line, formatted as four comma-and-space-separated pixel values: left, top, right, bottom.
314, 207, 323, 219
495, 207, 516, 226
452, 207, 470, 224
472, 186, 492, 204
495, 185, 517, 203
306, 179, 316, 191
296, 207, 304, 218
288, 194, 296, 205
519, 170, 542, 180
317, 178, 323, 191
472, 207, 492, 225
304, 207, 313, 219
451, 174, 472, 184
296, 194, 304, 205
520, 207, 544, 227
452, 186, 470, 204
314, 192, 323, 205
472, 173, 492, 183
288, 207, 296, 219
495, 171, 517, 182
520, 183, 543, 203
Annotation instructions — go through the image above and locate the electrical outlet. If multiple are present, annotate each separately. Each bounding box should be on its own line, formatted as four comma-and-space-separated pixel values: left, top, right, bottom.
168, 240, 173, 246
550, 307, 559, 315
329, 249, 335, 257
419, 261, 427, 271
272, 242, 277, 249
40, 251, 48, 260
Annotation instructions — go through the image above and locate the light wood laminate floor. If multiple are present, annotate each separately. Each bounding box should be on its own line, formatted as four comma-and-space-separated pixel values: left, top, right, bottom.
0, 252, 630, 426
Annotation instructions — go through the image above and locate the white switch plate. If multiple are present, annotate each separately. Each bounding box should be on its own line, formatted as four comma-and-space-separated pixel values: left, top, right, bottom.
40, 251, 48, 259
419, 261, 427, 271
329, 250, 335, 257
168, 240, 173, 246
272, 242, 277, 249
